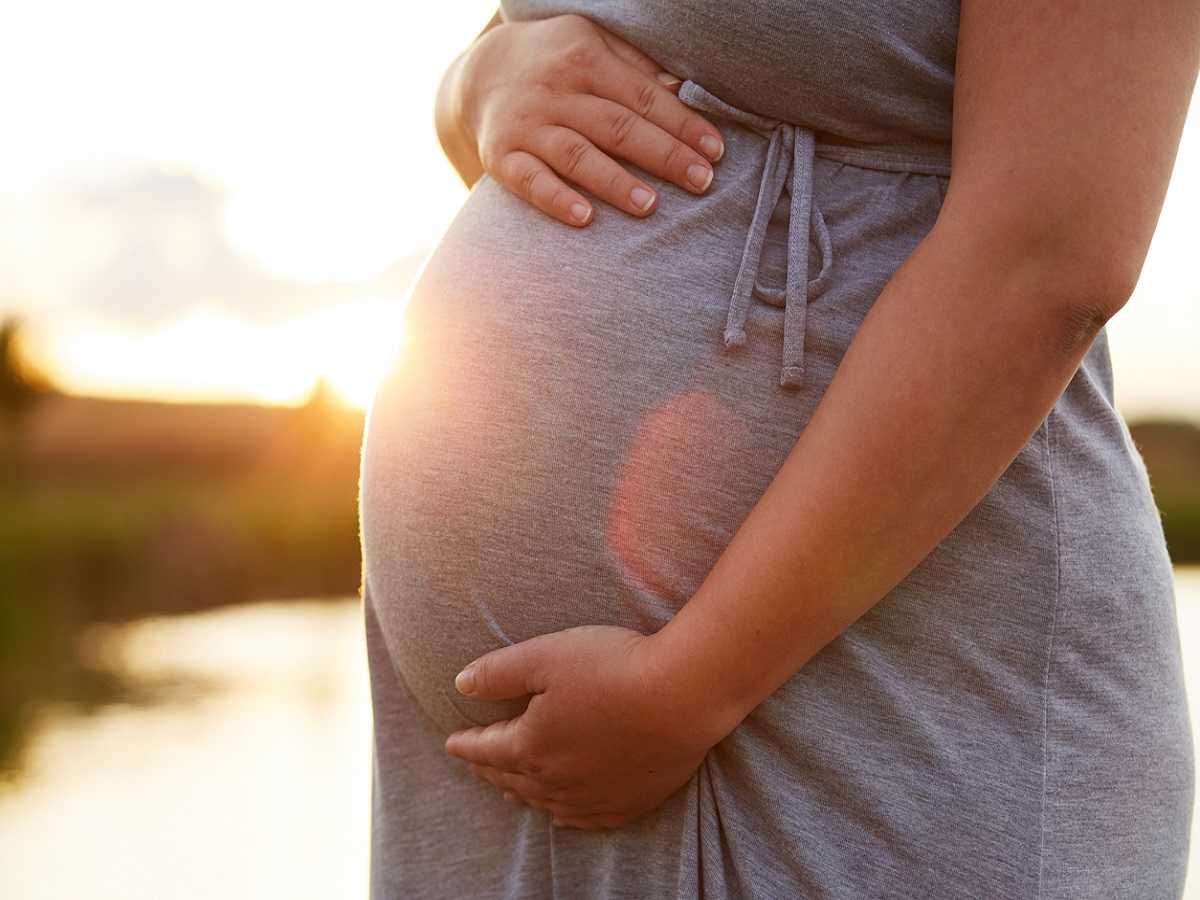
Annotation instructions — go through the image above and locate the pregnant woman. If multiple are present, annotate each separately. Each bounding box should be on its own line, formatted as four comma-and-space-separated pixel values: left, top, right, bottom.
360, 3, 1200, 898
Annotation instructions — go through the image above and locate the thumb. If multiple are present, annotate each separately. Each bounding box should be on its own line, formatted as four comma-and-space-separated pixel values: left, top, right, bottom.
455, 637, 549, 700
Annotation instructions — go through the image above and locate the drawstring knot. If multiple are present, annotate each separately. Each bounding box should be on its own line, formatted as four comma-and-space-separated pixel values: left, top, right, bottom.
679, 80, 834, 390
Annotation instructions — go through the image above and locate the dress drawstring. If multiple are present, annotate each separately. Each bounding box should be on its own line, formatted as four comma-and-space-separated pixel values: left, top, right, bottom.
678, 80, 834, 390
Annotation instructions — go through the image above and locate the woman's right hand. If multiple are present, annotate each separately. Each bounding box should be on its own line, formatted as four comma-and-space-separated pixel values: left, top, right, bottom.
447, 13, 726, 227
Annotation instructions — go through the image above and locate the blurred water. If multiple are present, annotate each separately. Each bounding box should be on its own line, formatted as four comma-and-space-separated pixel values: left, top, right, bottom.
0, 601, 372, 900
1, 574, 1198, 899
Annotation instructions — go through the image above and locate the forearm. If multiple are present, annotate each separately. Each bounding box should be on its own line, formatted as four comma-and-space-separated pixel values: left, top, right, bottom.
647, 205, 1122, 739
434, 10, 504, 188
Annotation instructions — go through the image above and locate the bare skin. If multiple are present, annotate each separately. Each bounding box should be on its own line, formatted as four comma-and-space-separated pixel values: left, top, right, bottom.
442, 3, 1200, 830
434, 11, 726, 225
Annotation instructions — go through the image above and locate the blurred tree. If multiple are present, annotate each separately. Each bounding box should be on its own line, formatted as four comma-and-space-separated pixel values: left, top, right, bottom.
0, 317, 53, 474
0, 316, 51, 430
1130, 419, 1200, 563
303, 376, 342, 413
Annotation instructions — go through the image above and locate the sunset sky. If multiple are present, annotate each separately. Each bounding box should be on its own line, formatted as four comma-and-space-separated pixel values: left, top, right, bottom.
3, 1, 1198, 416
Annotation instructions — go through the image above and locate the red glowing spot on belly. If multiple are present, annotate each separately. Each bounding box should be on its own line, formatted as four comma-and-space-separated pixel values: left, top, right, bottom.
605, 390, 755, 616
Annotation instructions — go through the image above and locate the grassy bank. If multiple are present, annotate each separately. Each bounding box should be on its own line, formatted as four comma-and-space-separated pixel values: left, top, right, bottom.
1, 391, 364, 775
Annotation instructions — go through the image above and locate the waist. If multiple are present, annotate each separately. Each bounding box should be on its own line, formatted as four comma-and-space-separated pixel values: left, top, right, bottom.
679, 78, 952, 178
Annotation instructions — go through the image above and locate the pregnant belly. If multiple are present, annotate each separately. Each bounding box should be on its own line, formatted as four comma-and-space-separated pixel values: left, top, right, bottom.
358, 174, 807, 736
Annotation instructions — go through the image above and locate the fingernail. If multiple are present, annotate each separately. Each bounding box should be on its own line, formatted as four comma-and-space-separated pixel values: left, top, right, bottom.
687, 163, 713, 191
656, 72, 681, 87
569, 201, 591, 224
551, 819, 565, 827
455, 668, 475, 695
630, 186, 655, 211
699, 134, 724, 162
503, 792, 515, 803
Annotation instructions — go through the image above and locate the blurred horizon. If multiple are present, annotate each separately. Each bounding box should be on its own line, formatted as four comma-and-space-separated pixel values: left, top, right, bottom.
3, 0, 1199, 417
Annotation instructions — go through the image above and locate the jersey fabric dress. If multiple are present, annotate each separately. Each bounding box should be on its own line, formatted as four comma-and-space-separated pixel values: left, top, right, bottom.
358, 2, 1195, 897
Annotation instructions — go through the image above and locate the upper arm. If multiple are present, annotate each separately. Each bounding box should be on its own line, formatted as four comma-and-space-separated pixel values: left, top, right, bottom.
940, 1, 1200, 306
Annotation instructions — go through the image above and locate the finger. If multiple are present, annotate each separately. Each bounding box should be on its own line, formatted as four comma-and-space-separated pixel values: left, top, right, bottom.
454, 635, 551, 700
444, 717, 525, 769
467, 763, 560, 799
492, 149, 595, 228
583, 63, 724, 163
594, 29, 683, 90
655, 72, 684, 94
527, 125, 660, 217
466, 765, 613, 820
507, 789, 622, 822
559, 95, 715, 195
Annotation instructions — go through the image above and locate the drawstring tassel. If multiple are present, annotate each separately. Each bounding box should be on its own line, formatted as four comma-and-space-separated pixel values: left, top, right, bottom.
723, 124, 792, 350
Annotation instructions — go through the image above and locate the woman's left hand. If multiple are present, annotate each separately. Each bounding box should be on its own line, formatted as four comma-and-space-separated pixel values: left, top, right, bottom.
443, 624, 730, 830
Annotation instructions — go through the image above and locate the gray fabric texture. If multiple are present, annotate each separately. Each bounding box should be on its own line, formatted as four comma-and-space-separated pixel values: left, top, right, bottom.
358, 2, 1195, 897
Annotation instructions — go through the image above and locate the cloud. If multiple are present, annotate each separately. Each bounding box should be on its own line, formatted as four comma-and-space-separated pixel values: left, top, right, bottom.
2, 164, 424, 328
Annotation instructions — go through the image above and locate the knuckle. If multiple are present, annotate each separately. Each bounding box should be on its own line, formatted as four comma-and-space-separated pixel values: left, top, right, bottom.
604, 169, 627, 198
517, 164, 543, 201
545, 38, 599, 85
560, 138, 591, 176
633, 81, 658, 119
490, 118, 524, 154
661, 139, 687, 173
607, 109, 638, 148
561, 40, 600, 71
548, 189, 573, 218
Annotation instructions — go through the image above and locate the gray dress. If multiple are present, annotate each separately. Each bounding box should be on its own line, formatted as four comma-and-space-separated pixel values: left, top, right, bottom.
359, 2, 1195, 897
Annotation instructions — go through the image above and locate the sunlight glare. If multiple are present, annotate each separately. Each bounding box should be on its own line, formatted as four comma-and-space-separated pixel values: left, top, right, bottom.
281, 298, 410, 410
43, 298, 409, 410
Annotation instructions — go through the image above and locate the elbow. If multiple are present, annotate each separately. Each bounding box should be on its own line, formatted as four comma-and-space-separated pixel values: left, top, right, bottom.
1035, 256, 1138, 356
1040, 242, 1143, 351
936, 197, 1144, 350
1052, 298, 1117, 355
1055, 239, 1143, 318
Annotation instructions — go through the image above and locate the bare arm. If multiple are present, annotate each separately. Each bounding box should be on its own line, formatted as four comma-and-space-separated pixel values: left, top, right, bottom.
648, 0, 1200, 729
